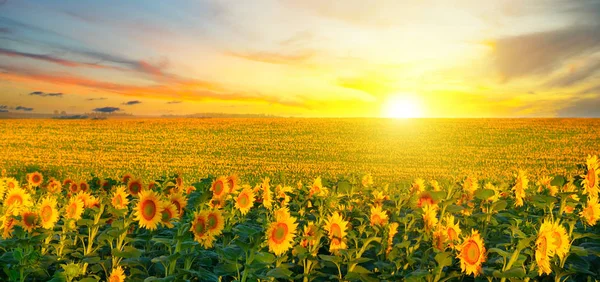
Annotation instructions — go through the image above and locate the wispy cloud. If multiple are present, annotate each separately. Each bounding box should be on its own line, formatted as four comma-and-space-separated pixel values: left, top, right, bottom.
167, 100, 182, 104
492, 24, 600, 81
0, 47, 115, 69
0, 65, 309, 108
122, 100, 142, 106
86, 97, 107, 101
226, 50, 314, 65
29, 91, 64, 97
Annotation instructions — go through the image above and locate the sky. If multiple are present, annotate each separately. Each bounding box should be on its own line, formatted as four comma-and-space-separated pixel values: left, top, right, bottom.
0, 0, 599, 117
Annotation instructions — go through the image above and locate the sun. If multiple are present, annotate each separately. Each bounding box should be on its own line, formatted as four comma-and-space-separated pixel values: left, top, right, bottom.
383, 95, 423, 118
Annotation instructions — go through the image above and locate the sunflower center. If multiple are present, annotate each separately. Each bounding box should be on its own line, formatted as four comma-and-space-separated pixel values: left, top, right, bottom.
587, 168, 596, 187
70, 184, 78, 192
372, 214, 381, 224
463, 240, 480, 265
552, 231, 562, 249
7, 182, 15, 189
68, 203, 78, 217
207, 214, 218, 230
109, 275, 121, 282
194, 219, 206, 235
214, 182, 224, 195
32, 175, 41, 183
80, 183, 88, 191
41, 205, 53, 222
162, 209, 172, 222
447, 227, 457, 241
272, 222, 289, 244
6, 195, 23, 206
24, 213, 36, 226
130, 183, 141, 194
239, 193, 249, 207
330, 223, 342, 240
141, 200, 156, 220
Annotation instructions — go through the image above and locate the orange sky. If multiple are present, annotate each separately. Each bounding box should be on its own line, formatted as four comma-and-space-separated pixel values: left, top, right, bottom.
1, 1, 599, 117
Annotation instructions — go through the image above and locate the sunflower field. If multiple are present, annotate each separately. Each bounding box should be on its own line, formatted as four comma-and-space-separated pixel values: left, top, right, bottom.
0, 155, 599, 282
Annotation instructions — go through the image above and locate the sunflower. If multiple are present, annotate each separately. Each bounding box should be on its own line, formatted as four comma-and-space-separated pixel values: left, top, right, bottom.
111, 186, 130, 210
227, 175, 239, 194
39, 196, 59, 229
300, 222, 319, 248
127, 179, 143, 196
26, 172, 43, 187
211, 177, 229, 198
444, 215, 461, 247
536, 221, 553, 275
205, 209, 225, 236
432, 225, 447, 251
422, 205, 438, 231
208, 196, 226, 209
549, 221, 570, 259
190, 210, 215, 248
79, 181, 89, 192
362, 173, 373, 188
63, 178, 74, 187
46, 179, 62, 194
109, 266, 126, 282
462, 176, 479, 195
76, 191, 94, 208
324, 212, 348, 253
169, 192, 187, 216
121, 173, 133, 184
1, 213, 16, 239
386, 222, 399, 255
134, 190, 164, 230
580, 196, 600, 226
430, 180, 442, 192
5, 187, 33, 213
410, 178, 426, 195
20, 209, 38, 232
100, 179, 111, 191
372, 190, 389, 207
148, 181, 157, 190
416, 191, 436, 208
175, 176, 184, 189
262, 178, 273, 209
457, 229, 486, 277
266, 209, 298, 255
582, 155, 599, 197
235, 185, 255, 215
536, 176, 558, 196
65, 197, 85, 221
185, 186, 196, 194
512, 170, 528, 207
370, 205, 388, 226
309, 177, 328, 197
160, 201, 179, 228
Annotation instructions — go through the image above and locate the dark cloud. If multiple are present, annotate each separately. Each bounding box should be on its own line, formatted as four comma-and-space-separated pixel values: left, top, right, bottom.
86, 97, 107, 101
167, 100, 182, 104
15, 106, 33, 111
122, 100, 142, 106
557, 95, 600, 117
93, 107, 120, 113
493, 24, 600, 81
29, 91, 64, 97
0, 109, 8, 113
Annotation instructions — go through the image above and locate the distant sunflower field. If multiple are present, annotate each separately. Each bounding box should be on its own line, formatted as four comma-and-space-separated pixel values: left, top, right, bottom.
0, 155, 599, 281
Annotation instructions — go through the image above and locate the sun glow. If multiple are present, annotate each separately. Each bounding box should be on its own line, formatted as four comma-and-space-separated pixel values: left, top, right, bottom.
383, 95, 424, 118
